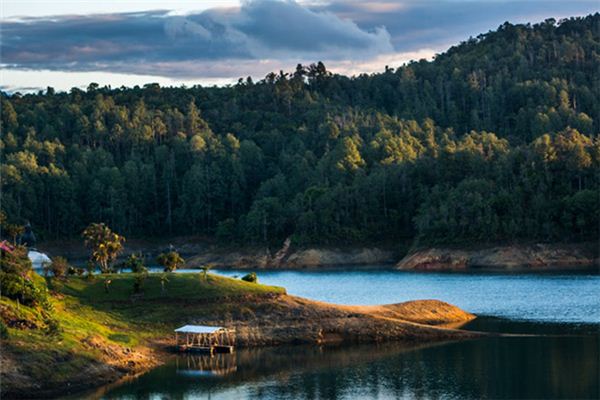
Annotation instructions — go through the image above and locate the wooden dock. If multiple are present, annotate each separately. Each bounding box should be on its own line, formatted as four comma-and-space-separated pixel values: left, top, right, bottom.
175, 325, 235, 355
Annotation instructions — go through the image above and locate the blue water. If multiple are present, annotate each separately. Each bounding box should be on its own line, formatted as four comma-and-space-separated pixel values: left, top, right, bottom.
206, 268, 600, 324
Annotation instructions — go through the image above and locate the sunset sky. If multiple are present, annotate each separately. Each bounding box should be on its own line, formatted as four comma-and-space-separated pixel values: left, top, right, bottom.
1, 0, 598, 92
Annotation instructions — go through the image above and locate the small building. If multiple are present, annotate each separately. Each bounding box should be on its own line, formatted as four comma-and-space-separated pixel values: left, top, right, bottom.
174, 325, 235, 354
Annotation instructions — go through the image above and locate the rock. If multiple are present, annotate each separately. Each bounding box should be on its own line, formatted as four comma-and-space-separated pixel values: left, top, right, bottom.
397, 243, 599, 271
187, 246, 397, 268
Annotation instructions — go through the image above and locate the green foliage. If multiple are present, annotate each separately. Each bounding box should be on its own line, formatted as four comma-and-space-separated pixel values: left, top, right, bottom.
133, 272, 147, 294
156, 251, 184, 272
0, 318, 8, 339
0, 211, 24, 245
1, 15, 599, 245
46, 256, 69, 279
0, 248, 50, 307
241, 272, 258, 283
121, 253, 147, 273
200, 264, 212, 280
82, 223, 125, 273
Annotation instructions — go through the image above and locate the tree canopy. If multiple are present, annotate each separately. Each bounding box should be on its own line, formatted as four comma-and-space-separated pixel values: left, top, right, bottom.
1, 15, 598, 246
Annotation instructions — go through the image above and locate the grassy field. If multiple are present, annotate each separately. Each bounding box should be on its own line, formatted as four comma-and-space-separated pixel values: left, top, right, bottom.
1, 272, 285, 397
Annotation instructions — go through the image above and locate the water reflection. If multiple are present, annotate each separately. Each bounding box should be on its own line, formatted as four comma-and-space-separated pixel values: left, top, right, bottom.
176, 353, 238, 377
100, 320, 599, 400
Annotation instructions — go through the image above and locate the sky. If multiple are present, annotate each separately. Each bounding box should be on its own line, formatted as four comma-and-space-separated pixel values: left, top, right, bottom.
1, 0, 598, 92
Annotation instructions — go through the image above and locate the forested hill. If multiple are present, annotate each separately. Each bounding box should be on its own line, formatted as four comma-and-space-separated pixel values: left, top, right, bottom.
1, 14, 599, 246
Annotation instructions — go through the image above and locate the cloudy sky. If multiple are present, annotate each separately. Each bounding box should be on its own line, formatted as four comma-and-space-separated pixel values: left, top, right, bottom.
1, 0, 598, 92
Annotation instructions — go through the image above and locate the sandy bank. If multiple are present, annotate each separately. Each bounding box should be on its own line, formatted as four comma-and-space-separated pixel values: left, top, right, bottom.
189, 295, 478, 346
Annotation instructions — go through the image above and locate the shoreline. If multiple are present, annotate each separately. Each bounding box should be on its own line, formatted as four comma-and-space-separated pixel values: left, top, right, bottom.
38, 239, 599, 272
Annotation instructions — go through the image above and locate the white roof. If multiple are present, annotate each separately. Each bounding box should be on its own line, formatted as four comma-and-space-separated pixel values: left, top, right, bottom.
28, 250, 51, 268
174, 325, 223, 334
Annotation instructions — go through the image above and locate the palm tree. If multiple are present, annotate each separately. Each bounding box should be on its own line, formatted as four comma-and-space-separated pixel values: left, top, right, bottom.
82, 223, 125, 273
156, 251, 184, 273
200, 264, 212, 281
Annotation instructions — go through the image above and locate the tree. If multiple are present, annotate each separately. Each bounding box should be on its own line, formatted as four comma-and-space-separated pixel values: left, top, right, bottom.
1, 15, 599, 247
156, 251, 185, 272
82, 223, 125, 274
133, 271, 148, 294
122, 253, 147, 273
0, 212, 24, 245
200, 264, 212, 281
160, 273, 169, 294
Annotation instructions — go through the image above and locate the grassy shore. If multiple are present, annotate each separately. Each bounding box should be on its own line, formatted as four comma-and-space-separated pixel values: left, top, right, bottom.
1, 272, 477, 398
0, 273, 284, 397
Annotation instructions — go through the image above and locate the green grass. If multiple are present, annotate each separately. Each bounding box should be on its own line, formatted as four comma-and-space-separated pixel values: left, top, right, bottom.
56, 272, 286, 324
1, 272, 286, 395
61, 272, 285, 302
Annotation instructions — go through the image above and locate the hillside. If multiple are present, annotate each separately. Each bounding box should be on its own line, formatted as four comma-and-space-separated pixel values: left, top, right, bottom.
1, 14, 598, 247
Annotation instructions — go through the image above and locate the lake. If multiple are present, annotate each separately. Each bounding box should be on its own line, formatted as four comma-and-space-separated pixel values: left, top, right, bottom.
93, 268, 599, 399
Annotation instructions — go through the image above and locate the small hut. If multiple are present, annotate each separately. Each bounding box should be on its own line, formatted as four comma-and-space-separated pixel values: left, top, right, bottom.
174, 325, 235, 354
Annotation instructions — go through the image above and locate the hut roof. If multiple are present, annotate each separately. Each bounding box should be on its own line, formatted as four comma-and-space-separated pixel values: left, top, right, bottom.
174, 325, 224, 334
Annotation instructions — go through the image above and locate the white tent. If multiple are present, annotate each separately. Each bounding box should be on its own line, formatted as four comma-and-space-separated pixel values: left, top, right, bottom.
28, 250, 51, 269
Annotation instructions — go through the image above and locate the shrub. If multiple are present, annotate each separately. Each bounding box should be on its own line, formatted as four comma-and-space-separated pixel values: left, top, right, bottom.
48, 256, 69, 279
43, 313, 61, 336
0, 248, 50, 308
133, 272, 148, 293
0, 272, 50, 307
241, 272, 258, 283
122, 253, 147, 273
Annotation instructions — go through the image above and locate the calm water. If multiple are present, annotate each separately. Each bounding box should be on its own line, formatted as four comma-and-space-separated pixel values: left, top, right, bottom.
90, 268, 600, 399
97, 319, 599, 400
213, 268, 600, 323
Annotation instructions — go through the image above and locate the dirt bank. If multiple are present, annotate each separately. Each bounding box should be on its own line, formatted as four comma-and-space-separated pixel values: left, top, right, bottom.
40, 237, 597, 271
397, 243, 599, 271
188, 295, 478, 346
186, 246, 397, 268
38, 237, 399, 268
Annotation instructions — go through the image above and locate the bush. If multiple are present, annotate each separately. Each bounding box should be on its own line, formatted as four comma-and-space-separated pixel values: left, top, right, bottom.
43, 313, 61, 336
241, 272, 258, 283
133, 271, 148, 293
122, 253, 147, 273
0, 272, 50, 307
0, 248, 50, 308
48, 256, 69, 278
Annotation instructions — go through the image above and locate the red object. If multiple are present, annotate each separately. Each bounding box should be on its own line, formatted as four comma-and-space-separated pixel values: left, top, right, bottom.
0, 240, 14, 253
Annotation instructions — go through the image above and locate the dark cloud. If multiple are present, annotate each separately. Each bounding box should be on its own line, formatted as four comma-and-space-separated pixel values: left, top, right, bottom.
319, 0, 599, 51
0, 0, 392, 77
0, 0, 597, 79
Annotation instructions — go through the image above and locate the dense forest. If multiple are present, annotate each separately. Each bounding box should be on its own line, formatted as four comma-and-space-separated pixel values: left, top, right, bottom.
1, 14, 599, 246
